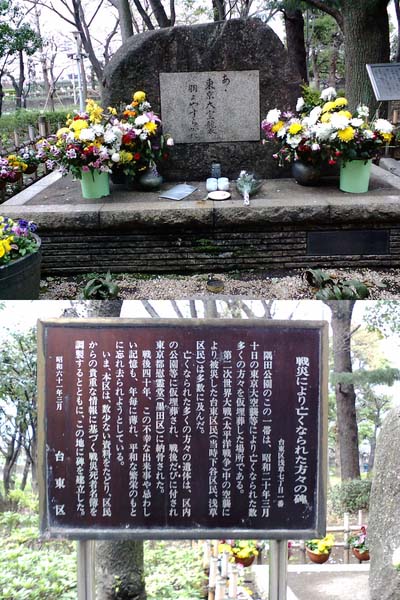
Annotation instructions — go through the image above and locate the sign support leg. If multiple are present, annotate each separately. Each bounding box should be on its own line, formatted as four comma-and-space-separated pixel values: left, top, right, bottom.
77, 540, 96, 600
269, 540, 288, 600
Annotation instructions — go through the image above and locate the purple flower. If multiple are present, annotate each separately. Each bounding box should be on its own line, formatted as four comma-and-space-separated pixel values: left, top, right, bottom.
46, 159, 56, 170
66, 149, 77, 159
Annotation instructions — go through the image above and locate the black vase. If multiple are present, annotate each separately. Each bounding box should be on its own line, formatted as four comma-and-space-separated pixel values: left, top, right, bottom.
291, 161, 321, 186
110, 168, 127, 185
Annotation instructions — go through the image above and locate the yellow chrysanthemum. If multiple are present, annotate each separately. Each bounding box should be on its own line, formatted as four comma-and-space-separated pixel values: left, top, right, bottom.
322, 101, 336, 113
335, 97, 348, 107
143, 121, 158, 135
108, 106, 118, 116
56, 127, 70, 138
86, 99, 104, 124
320, 112, 332, 123
288, 122, 303, 135
382, 132, 393, 143
133, 90, 146, 103
70, 119, 89, 132
272, 120, 284, 133
337, 110, 352, 119
338, 126, 355, 142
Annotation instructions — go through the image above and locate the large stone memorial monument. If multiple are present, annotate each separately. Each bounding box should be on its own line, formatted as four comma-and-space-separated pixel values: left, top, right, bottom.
103, 19, 302, 180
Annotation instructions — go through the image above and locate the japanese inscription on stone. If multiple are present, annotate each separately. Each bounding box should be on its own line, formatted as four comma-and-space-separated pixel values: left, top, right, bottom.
159, 71, 260, 143
38, 319, 327, 540
367, 63, 400, 101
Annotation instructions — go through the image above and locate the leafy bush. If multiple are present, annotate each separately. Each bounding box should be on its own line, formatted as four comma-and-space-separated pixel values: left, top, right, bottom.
0, 109, 69, 142
144, 541, 204, 599
329, 479, 372, 516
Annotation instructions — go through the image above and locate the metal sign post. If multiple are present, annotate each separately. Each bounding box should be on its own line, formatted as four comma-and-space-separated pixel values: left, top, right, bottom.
269, 540, 288, 600
77, 540, 95, 600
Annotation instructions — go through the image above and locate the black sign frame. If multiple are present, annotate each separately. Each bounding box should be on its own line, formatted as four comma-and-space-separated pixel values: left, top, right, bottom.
38, 318, 328, 541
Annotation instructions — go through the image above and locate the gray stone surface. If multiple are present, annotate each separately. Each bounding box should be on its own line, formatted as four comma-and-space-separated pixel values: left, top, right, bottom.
368, 407, 400, 600
102, 19, 302, 180
160, 70, 260, 143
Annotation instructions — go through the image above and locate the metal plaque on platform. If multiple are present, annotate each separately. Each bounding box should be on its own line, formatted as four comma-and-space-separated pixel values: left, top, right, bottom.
366, 63, 400, 101
38, 318, 328, 541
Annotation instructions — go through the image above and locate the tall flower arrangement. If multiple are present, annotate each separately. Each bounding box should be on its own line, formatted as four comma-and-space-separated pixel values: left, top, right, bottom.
37, 99, 121, 179
262, 87, 394, 168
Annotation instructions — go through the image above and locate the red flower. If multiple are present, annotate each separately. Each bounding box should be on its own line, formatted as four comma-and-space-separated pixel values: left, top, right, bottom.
133, 152, 141, 160
335, 151, 342, 157
328, 159, 336, 165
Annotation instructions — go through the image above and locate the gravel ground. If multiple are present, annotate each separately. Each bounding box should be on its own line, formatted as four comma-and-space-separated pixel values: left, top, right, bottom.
39, 267, 400, 300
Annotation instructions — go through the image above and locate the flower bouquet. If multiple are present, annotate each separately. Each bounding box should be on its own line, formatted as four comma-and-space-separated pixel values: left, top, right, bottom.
262, 86, 394, 191
348, 526, 369, 561
118, 90, 174, 189
0, 216, 41, 299
305, 534, 335, 563
39, 98, 122, 199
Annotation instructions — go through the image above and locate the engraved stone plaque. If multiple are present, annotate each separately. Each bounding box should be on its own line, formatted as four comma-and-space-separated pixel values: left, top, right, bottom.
367, 63, 400, 101
38, 318, 328, 541
160, 71, 260, 144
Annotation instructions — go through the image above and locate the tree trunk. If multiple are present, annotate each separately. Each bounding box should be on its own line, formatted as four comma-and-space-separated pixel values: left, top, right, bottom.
17, 50, 25, 109
327, 300, 360, 481
342, 0, 390, 113
0, 79, 4, 117
149, 0, 171, 27
395, 0, 400, 62
20, 454, 31, 491
328, 30, 343, 88
116, 0, 134, 42
64, 299, 145, 600
212, 0, 226, 21
284, 9, 308, 84
96, 541, 145, 600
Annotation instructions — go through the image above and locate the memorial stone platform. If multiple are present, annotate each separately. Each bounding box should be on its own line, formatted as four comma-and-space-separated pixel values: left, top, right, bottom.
4, 165, 400, 275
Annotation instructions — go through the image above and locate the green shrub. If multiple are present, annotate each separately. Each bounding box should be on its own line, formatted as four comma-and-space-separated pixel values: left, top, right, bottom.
0, 109, 70, 141
329, 479, 372, 516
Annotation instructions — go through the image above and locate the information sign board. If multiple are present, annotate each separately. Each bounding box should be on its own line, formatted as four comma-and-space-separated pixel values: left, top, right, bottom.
38, 319, 328, 540
366, 63, 400, 101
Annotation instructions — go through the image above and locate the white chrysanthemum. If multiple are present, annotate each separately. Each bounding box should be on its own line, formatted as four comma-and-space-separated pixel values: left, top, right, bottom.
139, 132, 148, 140
266, 108, 281, 124
350, 118, 364, 128
296, 97, 305, 112
392, 547, 400, 568
374, 118, 393, 134
311, 143, 320, 151
66, 132, 76, 143
320, 87, 337, 101
313, 122, 334, 141
287, 134, 302, 148
135, 114, 149, 126
331, 112, 350, 130
363, 129, 374, 139
79, 128, 95, 142
92, 124, 104, 136
357, 104, 370, 118
141, 101, 151, 110
276, 126, 287, 139
104, 130, 117, 144
111, 152, 120, 162
309, 105, 322, 125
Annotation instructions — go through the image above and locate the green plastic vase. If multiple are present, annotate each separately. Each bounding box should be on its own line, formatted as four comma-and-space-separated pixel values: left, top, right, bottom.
80, 170, 110, 199
340, 159, 372, 193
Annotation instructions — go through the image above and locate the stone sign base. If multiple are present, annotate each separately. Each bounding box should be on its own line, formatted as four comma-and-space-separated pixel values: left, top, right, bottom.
4, 166, 400, 275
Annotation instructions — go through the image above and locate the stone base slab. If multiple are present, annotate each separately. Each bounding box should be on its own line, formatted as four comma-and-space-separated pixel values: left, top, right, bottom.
3, 166, 400, 275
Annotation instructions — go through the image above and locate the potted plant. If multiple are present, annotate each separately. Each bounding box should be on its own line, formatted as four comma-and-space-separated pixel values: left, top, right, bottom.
18, 147, 41, 175
305, 534, 335, 564
5, 154, 27, 183
0, 216, 41, 299
218, 539, 261, 567
349, 526, 370, 562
